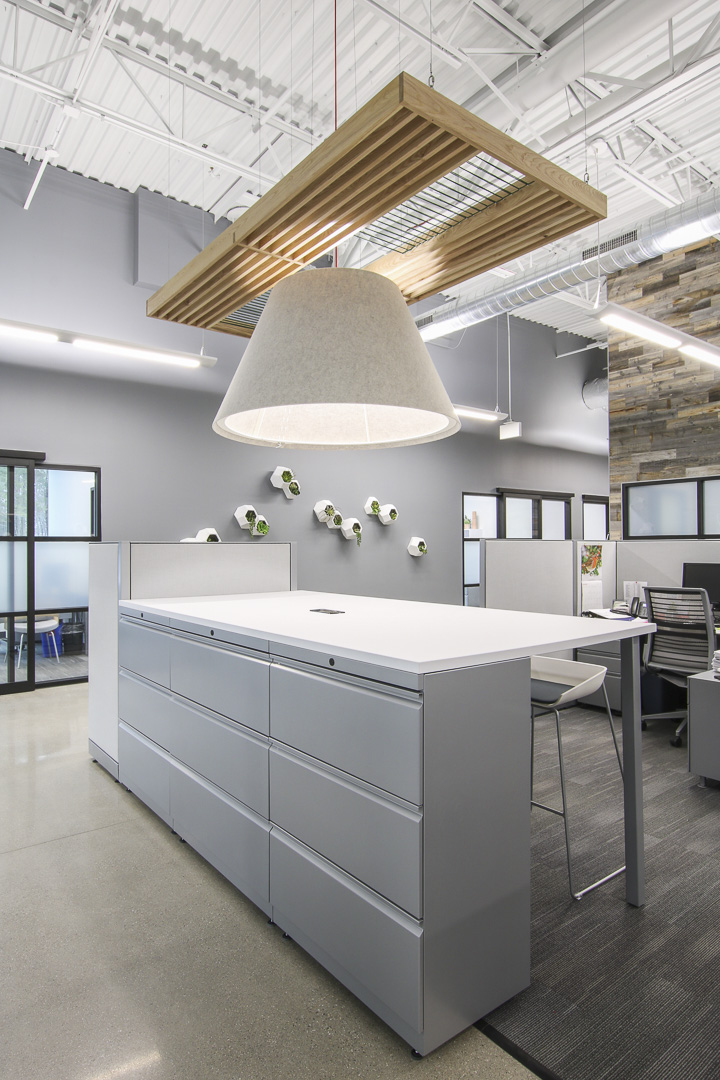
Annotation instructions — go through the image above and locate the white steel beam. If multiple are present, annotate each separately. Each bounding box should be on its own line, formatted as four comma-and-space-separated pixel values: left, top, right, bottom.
470, 0, 548, 54
0, 63, 278, 188
12, 0, 314, 144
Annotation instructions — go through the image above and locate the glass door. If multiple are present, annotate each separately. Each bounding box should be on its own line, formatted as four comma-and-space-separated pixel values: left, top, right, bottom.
0, 457, 35, 694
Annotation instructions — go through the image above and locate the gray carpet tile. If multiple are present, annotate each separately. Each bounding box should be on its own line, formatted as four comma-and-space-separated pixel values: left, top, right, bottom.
483, 708, 720, 1080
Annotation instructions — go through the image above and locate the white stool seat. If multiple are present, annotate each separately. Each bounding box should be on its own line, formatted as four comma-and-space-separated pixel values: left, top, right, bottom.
531, 656, 608, 707
15, 617, 61, 669
530, 654, 625, 901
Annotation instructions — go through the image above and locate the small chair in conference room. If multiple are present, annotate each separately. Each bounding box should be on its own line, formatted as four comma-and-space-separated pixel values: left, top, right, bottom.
642, 586, 715, 748
530, 655, 625, 901
15, 616, 61, 670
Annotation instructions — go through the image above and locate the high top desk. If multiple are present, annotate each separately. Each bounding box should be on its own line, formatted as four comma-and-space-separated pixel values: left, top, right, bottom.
116, 591, 650, 1055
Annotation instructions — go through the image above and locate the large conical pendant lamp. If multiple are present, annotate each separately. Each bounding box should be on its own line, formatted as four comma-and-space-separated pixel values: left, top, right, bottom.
212, 268, 460, 450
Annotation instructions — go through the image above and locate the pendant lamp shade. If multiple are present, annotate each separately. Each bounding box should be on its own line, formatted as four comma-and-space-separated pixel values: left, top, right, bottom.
212, 269, 460, 450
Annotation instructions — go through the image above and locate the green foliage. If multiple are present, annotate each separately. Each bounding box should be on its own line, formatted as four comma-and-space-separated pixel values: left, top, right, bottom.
389, 508, 397, 520
256, 519, 269, 535
245, 509, 256, 523
418, 541, 427, 554
288, 481, 300, 496
371, 500, 380, 514
282, 470, 293, 483
332, 513, 343, 526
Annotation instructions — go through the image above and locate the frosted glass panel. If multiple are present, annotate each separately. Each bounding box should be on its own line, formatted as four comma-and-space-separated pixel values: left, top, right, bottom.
35, 543, 89, 609
0, 542, 28, 612
0, 466, 28, 537
506, 498, 532, 538
704, 480, 720, 535
463, 495, 497, 538
463, 541, 481, 585
36, 470, 96, 537
627, 482, 697, 537
584, 502, 608, 539
541, 500, 566, 540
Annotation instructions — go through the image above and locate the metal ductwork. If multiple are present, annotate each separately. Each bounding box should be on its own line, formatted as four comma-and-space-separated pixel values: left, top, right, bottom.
415, 188, 720, 341
582, 376, 609, 411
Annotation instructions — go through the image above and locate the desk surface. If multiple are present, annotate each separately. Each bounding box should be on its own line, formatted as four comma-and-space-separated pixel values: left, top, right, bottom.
120, 590, 652, 675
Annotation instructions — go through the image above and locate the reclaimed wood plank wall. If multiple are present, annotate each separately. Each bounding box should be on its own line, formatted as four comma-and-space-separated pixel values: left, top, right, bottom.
608, 239, 720, 537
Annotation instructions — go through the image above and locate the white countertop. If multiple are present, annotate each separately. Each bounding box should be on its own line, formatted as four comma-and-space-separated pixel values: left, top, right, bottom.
120, 591, 652, 675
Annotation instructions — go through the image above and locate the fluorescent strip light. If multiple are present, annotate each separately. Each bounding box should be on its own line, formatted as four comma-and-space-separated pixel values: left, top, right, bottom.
679, 343, 720, 368
0, 323, 59, 344
454, 404, 508, 422
487, 267, 515, 279
499, 420, 522, 440
72, 338, 205, 369
599, 311, 682, 349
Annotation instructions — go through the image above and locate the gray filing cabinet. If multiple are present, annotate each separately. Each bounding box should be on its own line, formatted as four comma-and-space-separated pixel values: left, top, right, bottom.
575, 638, 622, 711
117, 608, 531, 1056
688, 670, 720, 783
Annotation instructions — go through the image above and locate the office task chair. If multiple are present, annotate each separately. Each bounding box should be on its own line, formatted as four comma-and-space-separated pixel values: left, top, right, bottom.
15, 616, 61, 670
642, 587, 715, 748
531, 656, 625, 901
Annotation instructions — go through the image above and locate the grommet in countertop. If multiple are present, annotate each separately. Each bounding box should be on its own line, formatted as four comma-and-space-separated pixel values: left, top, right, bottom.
210, 629, 215, 636
329, 658, 335, 666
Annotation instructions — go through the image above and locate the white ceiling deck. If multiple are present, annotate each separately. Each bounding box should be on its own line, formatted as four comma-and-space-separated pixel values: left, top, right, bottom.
1, 0, 719, 341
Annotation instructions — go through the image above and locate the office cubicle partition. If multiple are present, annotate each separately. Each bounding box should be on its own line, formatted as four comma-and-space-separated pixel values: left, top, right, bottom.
485, 540, 575, 615
616, 540, 720, 596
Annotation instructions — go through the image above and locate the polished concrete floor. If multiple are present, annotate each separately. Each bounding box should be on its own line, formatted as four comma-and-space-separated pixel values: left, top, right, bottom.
0, 685, 535, 1080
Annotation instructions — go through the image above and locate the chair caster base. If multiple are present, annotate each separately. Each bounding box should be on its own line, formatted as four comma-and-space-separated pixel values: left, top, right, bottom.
670, 735, 683, 748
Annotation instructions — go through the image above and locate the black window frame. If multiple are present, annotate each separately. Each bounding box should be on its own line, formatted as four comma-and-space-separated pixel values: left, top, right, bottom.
582, 495, 609, 540
461, 491, 500, 606
622, 476, 720, 540
496, 487, 573, 540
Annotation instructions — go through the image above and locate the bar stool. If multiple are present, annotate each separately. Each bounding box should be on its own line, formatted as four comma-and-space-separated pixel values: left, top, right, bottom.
531, 655, 625, 901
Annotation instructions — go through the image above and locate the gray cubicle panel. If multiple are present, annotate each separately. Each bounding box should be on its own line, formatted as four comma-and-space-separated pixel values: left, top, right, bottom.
576, 541, 617, 613
485, 541, 575, 616
123, 541, 296, 599
616, 540, 720, 595
88, 542, 294, 777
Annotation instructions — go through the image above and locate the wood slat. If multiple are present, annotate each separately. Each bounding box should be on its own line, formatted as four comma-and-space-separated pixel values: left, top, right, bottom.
393, 206, 592, 302
175, 130, 474, 327
148, 71, 606, 333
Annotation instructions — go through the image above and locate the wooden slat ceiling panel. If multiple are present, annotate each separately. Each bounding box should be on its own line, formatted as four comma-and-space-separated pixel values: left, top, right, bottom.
148, 72, 606, 335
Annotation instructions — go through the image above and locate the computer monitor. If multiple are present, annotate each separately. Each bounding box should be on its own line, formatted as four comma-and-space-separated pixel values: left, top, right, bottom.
681, 562, 720, 607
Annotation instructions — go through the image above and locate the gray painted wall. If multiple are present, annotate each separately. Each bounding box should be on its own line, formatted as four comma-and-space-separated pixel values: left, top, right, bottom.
0, 149, 609, 605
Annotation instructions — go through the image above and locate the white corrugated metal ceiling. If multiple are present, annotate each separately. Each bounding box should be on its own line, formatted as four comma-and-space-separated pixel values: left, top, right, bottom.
1, 0, 719, 336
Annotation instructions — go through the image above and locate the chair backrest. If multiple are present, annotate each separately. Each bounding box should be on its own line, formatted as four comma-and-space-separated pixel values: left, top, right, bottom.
643, 587, 715, 679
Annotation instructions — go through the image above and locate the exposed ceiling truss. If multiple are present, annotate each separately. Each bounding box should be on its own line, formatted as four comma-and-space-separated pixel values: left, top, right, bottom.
0, 0, 719, 336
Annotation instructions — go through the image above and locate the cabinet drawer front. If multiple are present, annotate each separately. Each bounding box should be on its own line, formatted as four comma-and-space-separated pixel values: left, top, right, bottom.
119, 619, 171, 687
171, 636, 270, 735
270, 829, 422, 1032
171, 766, 270, 912
270, 664, 422, 804
118, 722, 172, 825
270, 746, 422, 917
169, 699, 268, 817
576, 648, 621, 676
119, 672, 176, 750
